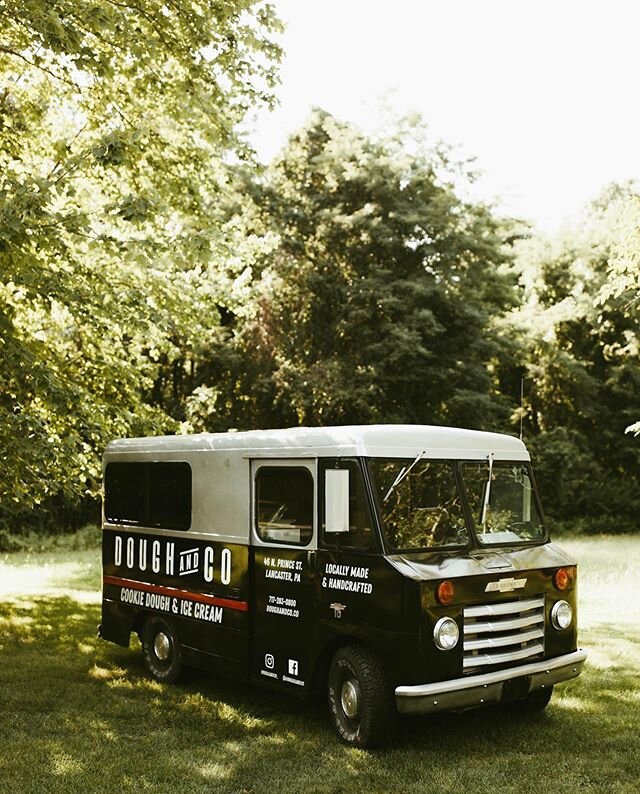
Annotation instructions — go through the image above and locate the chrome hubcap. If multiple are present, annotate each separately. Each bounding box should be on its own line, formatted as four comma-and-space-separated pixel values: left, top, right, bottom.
341, 679, 361, 719
154, 631, 171, 661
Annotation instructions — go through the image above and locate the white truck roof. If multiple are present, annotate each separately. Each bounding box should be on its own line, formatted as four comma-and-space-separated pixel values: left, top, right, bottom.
105, 424, 529, 461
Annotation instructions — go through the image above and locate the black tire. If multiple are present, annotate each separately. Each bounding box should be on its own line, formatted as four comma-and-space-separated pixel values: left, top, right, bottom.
508, 685, 553, 713
328, 644, 396, 748
141, 616, 183, 684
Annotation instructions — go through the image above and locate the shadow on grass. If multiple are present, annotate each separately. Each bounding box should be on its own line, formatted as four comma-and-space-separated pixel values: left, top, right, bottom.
1, 595, 639, 793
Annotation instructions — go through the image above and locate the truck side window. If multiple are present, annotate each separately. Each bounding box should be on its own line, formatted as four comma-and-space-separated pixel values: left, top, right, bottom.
256, 467, 313, 546
147, 463, 192, 531
104, 461, 191, 531
104, 462, 146, 525
320, 460, 375, 551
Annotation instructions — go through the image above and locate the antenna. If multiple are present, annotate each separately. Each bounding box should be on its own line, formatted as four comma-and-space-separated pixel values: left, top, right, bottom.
519, 378, 524, 441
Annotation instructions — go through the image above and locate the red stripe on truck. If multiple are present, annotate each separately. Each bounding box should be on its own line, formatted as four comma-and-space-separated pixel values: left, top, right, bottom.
103, 574, 249, 612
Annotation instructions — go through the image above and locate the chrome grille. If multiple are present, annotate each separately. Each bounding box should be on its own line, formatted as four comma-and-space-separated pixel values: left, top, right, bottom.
463, 596, 545, 673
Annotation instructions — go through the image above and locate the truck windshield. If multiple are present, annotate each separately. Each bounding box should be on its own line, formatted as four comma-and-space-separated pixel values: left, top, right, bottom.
369, 459, 469, 551
461, 461, 545, 545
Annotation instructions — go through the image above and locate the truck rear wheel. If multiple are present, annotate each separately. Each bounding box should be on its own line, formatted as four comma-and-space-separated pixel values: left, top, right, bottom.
141, 616, 183, 684
328, 644, 396, 748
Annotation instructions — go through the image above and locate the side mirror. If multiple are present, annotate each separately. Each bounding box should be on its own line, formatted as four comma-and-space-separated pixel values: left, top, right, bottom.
325, 469, 350, 533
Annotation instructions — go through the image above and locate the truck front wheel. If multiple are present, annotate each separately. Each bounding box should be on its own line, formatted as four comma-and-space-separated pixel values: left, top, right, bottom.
141, 616, 183, 684
328, 644, 396, 748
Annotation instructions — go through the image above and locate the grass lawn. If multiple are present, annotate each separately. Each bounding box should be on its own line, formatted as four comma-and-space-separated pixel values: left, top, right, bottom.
1, 534, 639, 793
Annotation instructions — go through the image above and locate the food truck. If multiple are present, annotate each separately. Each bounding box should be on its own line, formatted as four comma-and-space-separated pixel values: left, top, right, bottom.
99, 425, 586, 747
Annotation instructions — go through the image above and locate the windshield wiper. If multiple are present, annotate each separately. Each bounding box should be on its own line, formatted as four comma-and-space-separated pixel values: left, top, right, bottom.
383, 450, 426, 502
480, 452, 494, 525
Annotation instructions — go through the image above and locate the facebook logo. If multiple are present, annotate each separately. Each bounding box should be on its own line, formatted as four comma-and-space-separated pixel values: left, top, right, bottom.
288, 659, 299, 676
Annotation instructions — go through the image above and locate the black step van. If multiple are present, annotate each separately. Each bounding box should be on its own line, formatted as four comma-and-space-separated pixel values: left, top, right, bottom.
99, 425, 586, 747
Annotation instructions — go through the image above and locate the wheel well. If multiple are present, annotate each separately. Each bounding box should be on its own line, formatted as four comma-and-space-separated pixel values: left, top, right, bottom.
311, 636, 366, 700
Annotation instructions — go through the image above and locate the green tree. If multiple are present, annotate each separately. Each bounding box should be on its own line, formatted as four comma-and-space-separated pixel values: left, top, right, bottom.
502, 186, 640, 529
188, 110, 517, 433
602, 190, 640, 436
0, 1, 281, 521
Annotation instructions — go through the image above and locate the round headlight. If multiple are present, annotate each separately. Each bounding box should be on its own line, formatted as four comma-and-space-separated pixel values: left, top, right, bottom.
433, 617, 459, 650
551, 600, 572, 630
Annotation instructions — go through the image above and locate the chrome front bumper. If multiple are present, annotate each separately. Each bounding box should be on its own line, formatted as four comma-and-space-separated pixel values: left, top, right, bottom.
395, 649, 587, 715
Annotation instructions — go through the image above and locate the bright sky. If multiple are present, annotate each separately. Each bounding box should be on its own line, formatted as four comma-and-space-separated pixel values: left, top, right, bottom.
250, 0, 640, 230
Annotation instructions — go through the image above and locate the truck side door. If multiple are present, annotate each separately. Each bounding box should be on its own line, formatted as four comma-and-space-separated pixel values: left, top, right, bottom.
316, 459, 406, 673
250, 459, 317, 694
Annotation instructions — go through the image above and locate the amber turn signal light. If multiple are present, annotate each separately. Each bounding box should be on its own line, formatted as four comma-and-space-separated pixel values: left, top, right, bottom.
436, 580, 455, 605
553, 567, 573, 590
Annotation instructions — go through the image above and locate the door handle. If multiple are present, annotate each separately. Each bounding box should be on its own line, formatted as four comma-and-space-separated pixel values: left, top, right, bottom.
307, 550, 316, 570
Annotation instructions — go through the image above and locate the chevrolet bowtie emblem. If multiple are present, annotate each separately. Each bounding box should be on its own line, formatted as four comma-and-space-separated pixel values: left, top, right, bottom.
485, 577, 527, 593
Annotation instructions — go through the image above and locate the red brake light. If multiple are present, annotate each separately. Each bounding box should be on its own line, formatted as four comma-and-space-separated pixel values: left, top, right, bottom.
436, 580, 455, 605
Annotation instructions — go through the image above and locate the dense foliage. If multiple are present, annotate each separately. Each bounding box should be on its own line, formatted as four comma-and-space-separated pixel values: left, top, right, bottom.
190, 111, 517, 432
0, 0, 281, 524
1, 7, 639, 534
501, 188, 640, 530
